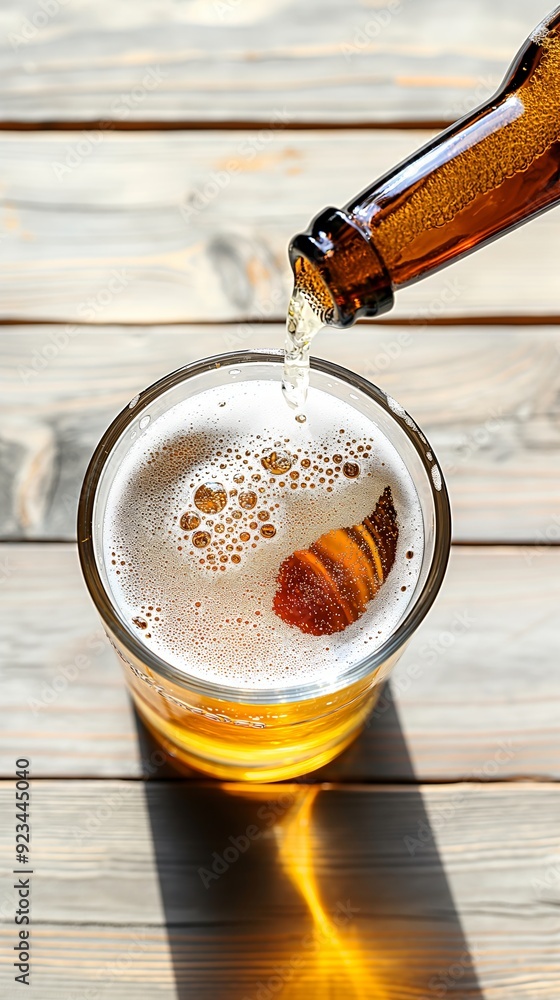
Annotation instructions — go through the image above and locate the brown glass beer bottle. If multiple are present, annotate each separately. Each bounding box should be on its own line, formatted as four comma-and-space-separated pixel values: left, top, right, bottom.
289, 6, 560, 328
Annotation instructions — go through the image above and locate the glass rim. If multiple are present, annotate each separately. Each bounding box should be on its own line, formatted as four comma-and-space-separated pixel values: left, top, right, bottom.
78, 349, 452, 705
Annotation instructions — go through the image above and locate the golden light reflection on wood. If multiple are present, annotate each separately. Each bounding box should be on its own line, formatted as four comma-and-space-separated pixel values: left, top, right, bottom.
274, 786, 386, 999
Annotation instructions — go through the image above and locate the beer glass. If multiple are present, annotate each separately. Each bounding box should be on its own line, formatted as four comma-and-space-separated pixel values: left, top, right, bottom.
78, 351, 451, 781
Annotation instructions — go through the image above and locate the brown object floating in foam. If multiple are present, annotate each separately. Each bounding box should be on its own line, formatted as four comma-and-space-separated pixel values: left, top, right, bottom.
273, 486, 398, 636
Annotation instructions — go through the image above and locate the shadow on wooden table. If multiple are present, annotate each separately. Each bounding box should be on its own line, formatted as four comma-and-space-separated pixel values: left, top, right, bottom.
135, 691, 484, 1000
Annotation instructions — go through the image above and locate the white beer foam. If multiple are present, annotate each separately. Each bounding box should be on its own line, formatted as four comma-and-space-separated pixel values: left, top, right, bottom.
102, 380, 424, 688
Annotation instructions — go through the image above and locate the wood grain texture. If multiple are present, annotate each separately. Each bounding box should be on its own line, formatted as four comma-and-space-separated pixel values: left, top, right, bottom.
1, 130, 559, 323
0, 0, 554, 123
1, 543, 559, 782
1, 780, 559, 997
2, 325, 560, 542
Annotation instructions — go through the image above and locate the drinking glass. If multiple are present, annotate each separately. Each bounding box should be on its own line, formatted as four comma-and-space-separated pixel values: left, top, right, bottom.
78, 351, 451, 781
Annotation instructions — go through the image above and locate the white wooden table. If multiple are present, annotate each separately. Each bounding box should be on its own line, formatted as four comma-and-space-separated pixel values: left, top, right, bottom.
1, 2, 560, 996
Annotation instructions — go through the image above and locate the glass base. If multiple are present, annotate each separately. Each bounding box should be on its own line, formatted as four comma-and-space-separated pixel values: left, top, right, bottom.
136, 706, 367, 783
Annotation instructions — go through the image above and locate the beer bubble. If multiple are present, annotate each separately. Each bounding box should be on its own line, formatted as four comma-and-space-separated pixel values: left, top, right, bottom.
194, 482, 227, 514
180, 512, 200, 531
257, 510, 270, 522
233, 473, 245, 484
333, 454, 342, 464
238, 491, 257, 510
132, 616, 148, 630
261, 450, 292, 475
231, 554, 241, 564
192, 530, 211, 548
406, 550, 414, 559
343, 461, 360, 479
295, 414, 307, 423
260, 523, 276, 538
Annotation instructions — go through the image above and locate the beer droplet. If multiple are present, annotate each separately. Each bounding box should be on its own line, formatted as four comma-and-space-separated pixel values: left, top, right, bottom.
260, 523, 276, 538
257, 510, 270, 522
261, 450, 292, 475
132, 616, 148, 630
333, 454, 342, 464
239, 490, 257, 510
192, 530, 211, 548
194, 482, 227, 514
343, 461, 360, 479
301, 458, 311, 469
406, 550, 414, 559
295, 414, 307, 423
240, 532, 250, 542
180, 512, 200, 531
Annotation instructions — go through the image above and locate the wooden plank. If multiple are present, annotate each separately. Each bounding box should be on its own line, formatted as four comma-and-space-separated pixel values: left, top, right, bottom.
0, 0, 553, 123
0, 131, 559, 323
0, 781, 559, 997
1, 544, 559, 782
2, 325, 560, 542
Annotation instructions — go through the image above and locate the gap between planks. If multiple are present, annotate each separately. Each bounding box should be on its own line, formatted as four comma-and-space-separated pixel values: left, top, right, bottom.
0, 119, 455, 133
3, 315, 560, 327
5, 775, 557, 786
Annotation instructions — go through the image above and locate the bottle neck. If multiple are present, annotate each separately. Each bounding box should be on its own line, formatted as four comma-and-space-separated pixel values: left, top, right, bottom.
289, 207, 394, 328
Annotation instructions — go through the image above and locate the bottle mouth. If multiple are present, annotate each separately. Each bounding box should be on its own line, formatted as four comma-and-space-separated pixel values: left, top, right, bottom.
289, 206, 394, 328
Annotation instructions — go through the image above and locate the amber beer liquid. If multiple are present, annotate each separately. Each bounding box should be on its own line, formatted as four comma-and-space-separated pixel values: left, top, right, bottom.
78, 354, 450, 781
289, 7, 560, 329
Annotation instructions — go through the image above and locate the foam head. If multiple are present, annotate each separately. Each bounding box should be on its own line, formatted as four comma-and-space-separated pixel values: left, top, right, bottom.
99, 377, 425, 689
